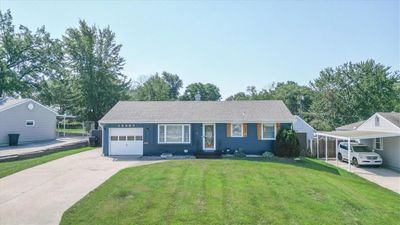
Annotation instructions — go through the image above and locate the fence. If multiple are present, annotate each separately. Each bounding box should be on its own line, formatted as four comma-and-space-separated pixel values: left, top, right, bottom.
56, 121, 95, 137
308, 138, 337, 158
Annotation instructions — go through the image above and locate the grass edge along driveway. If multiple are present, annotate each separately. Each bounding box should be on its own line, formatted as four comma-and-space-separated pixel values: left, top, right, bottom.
0, 146, 94, 178
61, 158, 400, 225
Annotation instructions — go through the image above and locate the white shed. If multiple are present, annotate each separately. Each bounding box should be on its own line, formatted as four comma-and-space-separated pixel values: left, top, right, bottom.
0, 98, 58, 145
293, 115, 315, 143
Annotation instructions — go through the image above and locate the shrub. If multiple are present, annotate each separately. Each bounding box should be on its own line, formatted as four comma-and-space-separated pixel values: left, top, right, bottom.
262, 151, 275, 159
233, 148, 246, 158
274, 128, 300, 157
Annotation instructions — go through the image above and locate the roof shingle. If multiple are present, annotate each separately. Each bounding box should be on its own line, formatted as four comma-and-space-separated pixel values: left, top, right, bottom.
378, 112, 400, 128
100, 100, 294, 123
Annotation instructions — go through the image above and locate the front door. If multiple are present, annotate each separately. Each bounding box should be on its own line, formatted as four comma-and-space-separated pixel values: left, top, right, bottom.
203, 124, 216, 151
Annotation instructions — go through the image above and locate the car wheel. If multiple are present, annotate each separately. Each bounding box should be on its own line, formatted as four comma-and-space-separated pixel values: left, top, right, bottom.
352, 157, 359, 167
338, 153, 342, 161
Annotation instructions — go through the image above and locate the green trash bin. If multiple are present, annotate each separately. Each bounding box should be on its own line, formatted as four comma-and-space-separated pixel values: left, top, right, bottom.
8, 134, 20, 146
89, 136, 97, 147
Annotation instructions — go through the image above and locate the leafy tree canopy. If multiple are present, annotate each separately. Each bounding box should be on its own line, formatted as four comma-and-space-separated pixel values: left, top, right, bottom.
0, 10, 61, 97
308, 59, 399, 130
131, 71, 183, 101
63, 20, 130, 127
180, 82, 221, 101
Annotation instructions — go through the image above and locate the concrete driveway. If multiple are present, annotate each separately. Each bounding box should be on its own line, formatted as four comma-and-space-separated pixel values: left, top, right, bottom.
0, 137, 87, 158
328, 160, 400, 194
0, 148, 161, 225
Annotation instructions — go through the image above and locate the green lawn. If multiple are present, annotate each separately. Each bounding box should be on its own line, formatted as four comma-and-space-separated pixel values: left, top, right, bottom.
60, 158, 400, 225
0, 146, 94, 178
57, 128, 85, 134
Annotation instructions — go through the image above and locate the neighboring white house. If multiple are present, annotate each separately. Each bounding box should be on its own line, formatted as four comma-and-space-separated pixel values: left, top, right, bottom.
0, 98, 58, 146
293, 115, 315, 148
333, 112, 400, 171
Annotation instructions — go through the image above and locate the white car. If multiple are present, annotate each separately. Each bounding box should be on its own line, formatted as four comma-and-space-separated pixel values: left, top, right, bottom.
337, 142, 382, 167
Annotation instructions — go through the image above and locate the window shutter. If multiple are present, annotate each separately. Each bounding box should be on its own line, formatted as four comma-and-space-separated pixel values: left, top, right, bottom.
227, 123, 231, 137
257, 123, 262, 140
243, 123, 248, 137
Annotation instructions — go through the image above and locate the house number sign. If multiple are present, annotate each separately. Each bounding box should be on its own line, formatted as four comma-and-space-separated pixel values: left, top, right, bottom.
117, 124, 135, 128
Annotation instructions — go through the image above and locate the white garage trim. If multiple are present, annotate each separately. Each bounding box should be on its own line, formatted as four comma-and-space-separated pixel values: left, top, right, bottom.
109, 128, 143, 155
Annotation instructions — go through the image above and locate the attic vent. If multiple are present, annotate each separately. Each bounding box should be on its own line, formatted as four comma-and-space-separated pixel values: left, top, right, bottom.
375, 116, 380, 127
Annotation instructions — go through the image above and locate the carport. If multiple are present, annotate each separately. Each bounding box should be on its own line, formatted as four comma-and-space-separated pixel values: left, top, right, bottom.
314, 130, 399, 171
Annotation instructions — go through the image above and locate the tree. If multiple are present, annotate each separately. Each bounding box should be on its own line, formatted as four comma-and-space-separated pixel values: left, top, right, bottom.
131, 73, 173, 101
35, 71, 75, 115
0, 10, 60, 97
226, 92, 250, 101
226, 82, 312, 116
162, 71, 182, 99
309, 60, 399, 130
269, 81, 314, 115
63, 20, 130, 128
180, 82, 221, 101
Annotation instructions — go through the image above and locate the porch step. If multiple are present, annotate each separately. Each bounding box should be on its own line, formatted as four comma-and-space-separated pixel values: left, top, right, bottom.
194, 151, 222, 159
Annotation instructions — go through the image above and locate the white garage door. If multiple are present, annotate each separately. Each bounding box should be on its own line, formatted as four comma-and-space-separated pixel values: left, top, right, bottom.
109, 128, 143, 155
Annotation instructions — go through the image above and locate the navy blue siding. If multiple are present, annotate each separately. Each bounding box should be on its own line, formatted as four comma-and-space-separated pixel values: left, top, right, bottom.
102, 123, 292, 156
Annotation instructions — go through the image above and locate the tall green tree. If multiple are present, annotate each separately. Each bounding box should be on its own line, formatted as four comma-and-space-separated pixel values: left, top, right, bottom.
131, 73, 173, 101
180, 82, 221, 101
309, 59, 399, 130
63, 20, 130, 127
269, 81, 314, 115
0, 10, 60, 97
162, 71, 182, 99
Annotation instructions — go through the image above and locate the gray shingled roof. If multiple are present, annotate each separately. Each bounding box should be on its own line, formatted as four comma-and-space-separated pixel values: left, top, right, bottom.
379, 112, 400, 128
0, 98, 29, 112
336, 120, 365, 131
100, 100, 294, 123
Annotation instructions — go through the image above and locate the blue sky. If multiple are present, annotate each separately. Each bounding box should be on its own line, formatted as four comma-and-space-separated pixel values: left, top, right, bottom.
2, 0, 399, 98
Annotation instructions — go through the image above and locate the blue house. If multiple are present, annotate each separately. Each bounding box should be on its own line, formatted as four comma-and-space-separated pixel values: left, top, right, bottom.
99, 100, 294, 156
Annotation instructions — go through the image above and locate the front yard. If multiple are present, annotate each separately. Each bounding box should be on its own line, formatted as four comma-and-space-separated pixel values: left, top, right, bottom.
61, 158, 400, 225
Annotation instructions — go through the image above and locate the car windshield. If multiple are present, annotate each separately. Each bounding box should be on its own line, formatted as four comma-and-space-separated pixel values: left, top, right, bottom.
352, 145, 373, 152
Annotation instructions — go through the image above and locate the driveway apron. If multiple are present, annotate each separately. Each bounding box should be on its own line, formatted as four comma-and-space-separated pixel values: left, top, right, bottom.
0, 148, 160, 225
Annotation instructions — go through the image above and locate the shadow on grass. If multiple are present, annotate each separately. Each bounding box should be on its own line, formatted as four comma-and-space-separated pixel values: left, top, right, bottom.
225, 157, 341, 176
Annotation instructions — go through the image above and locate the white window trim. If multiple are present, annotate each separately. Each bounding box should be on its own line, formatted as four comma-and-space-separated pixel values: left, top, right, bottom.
374, 137, 383, 151
158, 124, 191, 144
26, 120, 35, 127
231, 123, 243, 137
261, 123, 276, 140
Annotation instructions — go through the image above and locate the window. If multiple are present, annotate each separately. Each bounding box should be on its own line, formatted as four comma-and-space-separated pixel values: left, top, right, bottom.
110, 136, 118, 141
231, 123, 243, 137
158, 124, 191, 144
119, 136, 126, 141
374, 138, 383, 150
135, 136, 143, 141
127, 136, 135, 141
26, 120, 35, 127
262, 123, 276, 140
339, 143, 348, 150
375, 116, 380, 127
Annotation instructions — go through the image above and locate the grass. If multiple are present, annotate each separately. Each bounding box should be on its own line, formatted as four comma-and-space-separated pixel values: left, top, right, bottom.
61, 158, 400, 225
0, 146, 94, 178
57, 128, 85, 134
